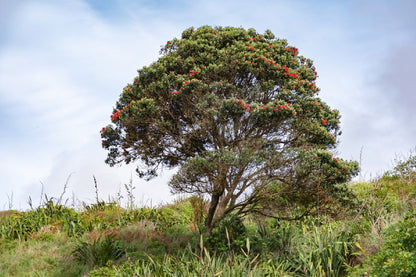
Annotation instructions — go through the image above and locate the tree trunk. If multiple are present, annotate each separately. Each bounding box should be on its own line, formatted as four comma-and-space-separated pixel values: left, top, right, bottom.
205, 192, 221, 232
213, 191, 229, 223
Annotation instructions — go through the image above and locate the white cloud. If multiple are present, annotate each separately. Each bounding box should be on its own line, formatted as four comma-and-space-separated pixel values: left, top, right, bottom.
0, 0, 179, 209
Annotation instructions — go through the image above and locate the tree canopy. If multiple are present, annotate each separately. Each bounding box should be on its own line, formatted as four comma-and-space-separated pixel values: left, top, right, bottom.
101, 26, 358, 229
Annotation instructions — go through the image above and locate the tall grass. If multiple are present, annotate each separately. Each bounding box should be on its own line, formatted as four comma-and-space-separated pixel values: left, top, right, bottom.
294, 223, 354, 277
87, 247, 294, 277
72, 234, 124, 267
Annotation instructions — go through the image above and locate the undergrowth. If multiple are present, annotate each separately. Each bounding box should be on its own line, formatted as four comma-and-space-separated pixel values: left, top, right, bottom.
0, 152, 415, 276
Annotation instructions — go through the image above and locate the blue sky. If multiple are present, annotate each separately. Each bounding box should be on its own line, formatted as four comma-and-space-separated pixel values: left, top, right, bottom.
1, 0, 415, 210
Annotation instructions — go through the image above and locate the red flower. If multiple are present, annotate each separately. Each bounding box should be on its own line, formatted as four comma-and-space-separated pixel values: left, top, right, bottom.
218, 82, 222, 85
172, 90, 179, 94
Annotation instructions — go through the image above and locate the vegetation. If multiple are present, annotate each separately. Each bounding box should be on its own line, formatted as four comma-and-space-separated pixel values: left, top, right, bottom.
101, 25, 358, 230
0, 151, 415, 276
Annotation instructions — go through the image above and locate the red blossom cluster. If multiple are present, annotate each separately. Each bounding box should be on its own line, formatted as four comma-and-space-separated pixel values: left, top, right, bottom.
173, 78, 200, 94
288, 72, 299, 79
326, 133, 335, 140
274, 104, 289, 111
247, 35, 263, 41
236, 100, 252, 111
189, 70, 198, 77
285, 47, 298, 55
111, 104, 130, 122
111, 111, 121, 121
322, 119, 328, 125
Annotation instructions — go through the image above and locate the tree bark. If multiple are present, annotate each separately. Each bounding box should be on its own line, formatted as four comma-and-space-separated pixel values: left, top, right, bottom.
205, 192, 221, 232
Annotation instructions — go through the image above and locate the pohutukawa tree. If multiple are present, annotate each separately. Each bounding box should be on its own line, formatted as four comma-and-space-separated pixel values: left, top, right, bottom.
101, 26, 358, 230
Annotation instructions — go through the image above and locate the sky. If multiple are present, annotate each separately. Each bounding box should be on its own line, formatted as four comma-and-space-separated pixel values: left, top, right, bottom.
0, 0, 415, 210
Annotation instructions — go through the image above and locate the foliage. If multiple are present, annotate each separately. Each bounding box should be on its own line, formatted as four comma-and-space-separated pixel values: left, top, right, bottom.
293, 223, 355, 277
370, 209, 416, 276
87, 252, 293, 277
247, 219, 298, 257
0, 200, 85, 240
101, 25, 358, 229
188, 196, 207, 232
206, 214, 247, 253
347, 161, 416, 276
247, 219, 355, 277
72, 235, 124, 267
383, 150, 416, 182
0, 198, 196, 242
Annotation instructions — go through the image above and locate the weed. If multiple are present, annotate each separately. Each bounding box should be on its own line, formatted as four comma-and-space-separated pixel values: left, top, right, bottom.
72, 234, 124, 267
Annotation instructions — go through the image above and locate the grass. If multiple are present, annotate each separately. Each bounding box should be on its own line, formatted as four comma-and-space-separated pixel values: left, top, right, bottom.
0, 233, 88, 277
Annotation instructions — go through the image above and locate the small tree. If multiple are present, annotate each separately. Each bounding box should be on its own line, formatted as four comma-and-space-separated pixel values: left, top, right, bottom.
101, 26, 358, 230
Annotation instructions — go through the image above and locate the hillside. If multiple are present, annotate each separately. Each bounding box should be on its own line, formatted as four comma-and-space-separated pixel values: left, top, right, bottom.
1, 156, 416, 276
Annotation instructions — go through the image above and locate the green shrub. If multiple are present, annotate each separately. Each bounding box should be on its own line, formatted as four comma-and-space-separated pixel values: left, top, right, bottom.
0, 202, 86, 240
206, 214, 247, 253
72, 235, 124, 267
291, 223, 354, 277
87, 250, 294, 277
247, 220, 298, 258
371, 209, 416, 277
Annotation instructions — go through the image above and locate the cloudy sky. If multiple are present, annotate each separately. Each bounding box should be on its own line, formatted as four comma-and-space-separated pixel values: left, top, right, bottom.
1, 0, 415, 210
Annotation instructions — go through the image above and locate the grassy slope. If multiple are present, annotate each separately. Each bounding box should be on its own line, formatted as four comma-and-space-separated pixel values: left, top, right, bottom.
0, 174, 415, 276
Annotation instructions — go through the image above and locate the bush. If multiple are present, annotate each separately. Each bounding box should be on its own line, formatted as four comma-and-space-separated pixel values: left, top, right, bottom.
247, 220, 298, 257
371, 209, 416, 276
206, 214, 247, 253
72, 235, 124, 267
